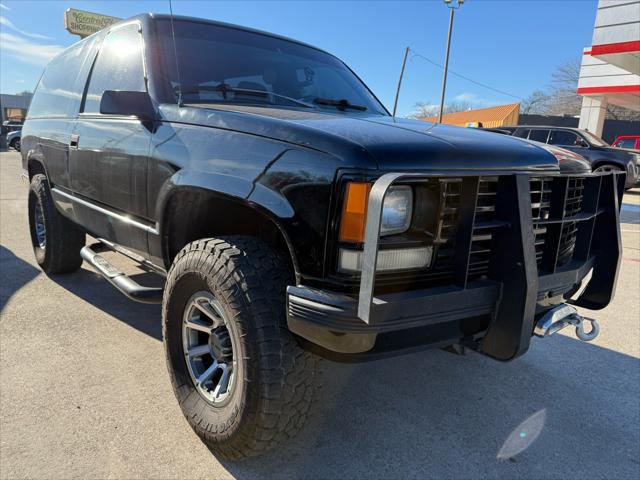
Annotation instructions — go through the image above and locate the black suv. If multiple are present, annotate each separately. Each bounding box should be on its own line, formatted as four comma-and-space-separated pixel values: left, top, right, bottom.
22, 14, 624, 458
494, 126, 639, 189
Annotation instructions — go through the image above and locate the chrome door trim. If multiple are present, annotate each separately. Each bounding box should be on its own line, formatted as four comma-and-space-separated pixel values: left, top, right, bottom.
51, 187, 159, 235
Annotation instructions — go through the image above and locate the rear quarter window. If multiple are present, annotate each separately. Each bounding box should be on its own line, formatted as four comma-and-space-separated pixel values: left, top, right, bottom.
512, 128, 529, 139
528, 129, 550, 143
27, 41, 87, 119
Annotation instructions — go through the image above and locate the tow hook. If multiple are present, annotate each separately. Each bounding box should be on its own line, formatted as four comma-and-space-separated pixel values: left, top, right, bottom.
534, 304, 600, 342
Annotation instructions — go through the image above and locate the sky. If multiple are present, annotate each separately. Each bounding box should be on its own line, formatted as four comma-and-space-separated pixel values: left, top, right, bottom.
0, 0, 599, 117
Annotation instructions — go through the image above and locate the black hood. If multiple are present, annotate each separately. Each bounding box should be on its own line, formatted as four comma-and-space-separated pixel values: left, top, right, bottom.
163, 104, 560, 172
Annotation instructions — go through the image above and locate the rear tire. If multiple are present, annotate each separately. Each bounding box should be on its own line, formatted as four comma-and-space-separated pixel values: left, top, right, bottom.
163, 236, 321, 459
10, 137, 20, 152
28, 174, 85, 274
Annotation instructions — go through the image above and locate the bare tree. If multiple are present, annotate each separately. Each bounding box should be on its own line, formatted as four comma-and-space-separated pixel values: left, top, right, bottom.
550, 58, 581, 90
523, 58, 640, 120
409, 102, 438, 118
408, 99, 474, 118
521, 90, 551, 114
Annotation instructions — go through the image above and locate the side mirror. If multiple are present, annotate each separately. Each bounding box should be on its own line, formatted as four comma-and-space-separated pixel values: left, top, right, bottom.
100, 90, 157, 120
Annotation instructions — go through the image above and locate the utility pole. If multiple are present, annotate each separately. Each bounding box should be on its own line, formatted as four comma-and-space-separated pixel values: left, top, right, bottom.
438, 0, 465, 123
393, 47, 410, 118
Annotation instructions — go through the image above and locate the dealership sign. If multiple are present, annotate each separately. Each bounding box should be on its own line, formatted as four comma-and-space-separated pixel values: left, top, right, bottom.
64, 8, 121, 38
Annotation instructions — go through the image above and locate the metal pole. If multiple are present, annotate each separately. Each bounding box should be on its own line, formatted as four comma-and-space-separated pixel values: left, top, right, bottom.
392, 47, 410, 118
438, 8, 455, 123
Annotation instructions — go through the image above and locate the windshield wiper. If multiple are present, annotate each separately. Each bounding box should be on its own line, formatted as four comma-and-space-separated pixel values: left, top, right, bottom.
313, 97, 367, 111
178, 84, 314, 109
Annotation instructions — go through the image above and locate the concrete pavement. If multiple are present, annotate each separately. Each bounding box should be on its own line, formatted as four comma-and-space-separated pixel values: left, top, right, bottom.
1, 151, 638, 479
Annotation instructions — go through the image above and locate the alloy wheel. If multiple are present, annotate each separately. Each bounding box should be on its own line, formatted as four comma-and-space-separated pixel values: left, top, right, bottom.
182, 291, 237, 405
34, 200, 46, 249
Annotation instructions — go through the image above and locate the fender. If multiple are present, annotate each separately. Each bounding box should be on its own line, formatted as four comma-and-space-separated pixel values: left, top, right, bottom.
153, 147, 345, 279
592, 158, 627, 171
154, 169, 300, 276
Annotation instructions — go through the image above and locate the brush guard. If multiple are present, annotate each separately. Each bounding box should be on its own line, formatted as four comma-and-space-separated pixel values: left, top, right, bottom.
287, 171, 624, 359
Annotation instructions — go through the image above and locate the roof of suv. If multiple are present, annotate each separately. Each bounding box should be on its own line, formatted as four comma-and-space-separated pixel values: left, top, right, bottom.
125, 13, 334, 57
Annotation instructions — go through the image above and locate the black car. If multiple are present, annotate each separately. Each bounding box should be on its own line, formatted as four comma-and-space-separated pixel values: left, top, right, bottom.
21, 14, 624, 458
491, 126, 640, 188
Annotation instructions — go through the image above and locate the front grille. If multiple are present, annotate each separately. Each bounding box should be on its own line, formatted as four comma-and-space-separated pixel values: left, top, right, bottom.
467, 178, 498, 280
434, 175, 586, 281
530, 177, 553, 267
427, 179, 461, 282
557, 177, 584, 267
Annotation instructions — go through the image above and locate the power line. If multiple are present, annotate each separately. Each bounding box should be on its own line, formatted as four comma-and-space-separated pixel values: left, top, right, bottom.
410, 49, 525, 101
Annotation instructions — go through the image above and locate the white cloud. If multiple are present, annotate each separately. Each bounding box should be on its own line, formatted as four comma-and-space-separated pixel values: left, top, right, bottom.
453, 92, 479, 102
452, 92, 502, 107
0, 3, 10, 11
0, 16, 53, 40
0, 31, 64, 66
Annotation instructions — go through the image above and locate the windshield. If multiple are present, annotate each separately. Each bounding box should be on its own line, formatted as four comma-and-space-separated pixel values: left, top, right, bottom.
582, 130, 609, 147
155, 20, 388, 115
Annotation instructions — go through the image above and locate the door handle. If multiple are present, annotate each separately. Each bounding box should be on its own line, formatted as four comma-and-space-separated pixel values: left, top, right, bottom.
70, 134, 80, 149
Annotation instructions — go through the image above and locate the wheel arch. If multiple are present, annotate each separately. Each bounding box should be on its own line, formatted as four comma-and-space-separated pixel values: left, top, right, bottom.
591, 159, 625, 171
160, 186, 300, 281
27, 156, 48, 181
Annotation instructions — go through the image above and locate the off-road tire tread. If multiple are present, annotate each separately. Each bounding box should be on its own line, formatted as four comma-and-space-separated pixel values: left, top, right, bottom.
162, 236, 321, 459
28, 174, 84, 274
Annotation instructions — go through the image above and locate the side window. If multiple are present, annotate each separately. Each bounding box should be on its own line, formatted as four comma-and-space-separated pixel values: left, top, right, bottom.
513, 128, 530, 139
616, 139, 636, 149
83, 25, 146, 114
27, 42, 85, 118
528, 129, 550, 143
549, 130, 581, 147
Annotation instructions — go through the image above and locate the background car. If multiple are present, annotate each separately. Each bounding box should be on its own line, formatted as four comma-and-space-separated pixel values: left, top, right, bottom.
1, 120, 23, 133
612, 135, 640, 150
490, 126, 639, 188
6, 129, 21, 152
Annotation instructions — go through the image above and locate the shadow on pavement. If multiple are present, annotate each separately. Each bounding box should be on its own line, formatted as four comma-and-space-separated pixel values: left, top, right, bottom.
220, 335, 639, 479
0, 245, 40, 312
47, 266, 162, 340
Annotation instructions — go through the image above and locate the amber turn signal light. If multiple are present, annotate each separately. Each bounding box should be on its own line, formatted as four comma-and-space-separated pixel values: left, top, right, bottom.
339, 182, 371, 243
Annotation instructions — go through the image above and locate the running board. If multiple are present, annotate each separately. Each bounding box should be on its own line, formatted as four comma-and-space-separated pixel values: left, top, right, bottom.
80, 244, 163, 304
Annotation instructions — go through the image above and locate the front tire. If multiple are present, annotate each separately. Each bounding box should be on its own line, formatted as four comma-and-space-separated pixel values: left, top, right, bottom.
163, 237, 321, 459
28, 174, 85, 274
593, 164, 622, 174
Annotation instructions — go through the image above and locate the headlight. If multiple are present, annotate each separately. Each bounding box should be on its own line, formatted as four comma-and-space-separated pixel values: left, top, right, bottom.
339, 182, 413, 243
380, 186, 413, 236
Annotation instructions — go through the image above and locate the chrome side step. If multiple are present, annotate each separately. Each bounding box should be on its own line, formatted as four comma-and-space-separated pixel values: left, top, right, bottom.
534, 304, 600, 342
80, 244, 163, 304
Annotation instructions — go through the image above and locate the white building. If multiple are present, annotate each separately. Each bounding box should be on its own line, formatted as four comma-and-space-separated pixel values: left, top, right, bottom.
577, 0, 640, 136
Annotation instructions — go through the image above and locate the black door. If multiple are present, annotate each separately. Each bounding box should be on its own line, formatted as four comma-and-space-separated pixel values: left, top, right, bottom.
69, 22, 152, 256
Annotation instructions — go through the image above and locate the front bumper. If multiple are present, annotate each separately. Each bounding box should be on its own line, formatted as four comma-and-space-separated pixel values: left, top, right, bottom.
287, 172, 624, 361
